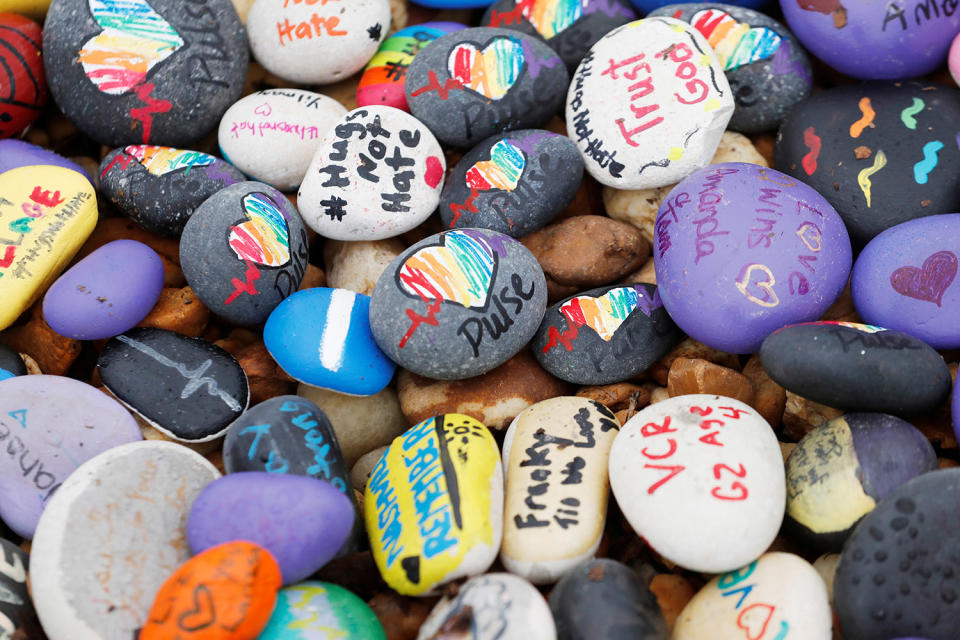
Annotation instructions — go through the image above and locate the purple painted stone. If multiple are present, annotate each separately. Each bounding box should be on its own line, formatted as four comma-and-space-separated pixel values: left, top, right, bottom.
0, 375, 141, 539
654, 162, 852, 353
852, 214, 960, 350
779, 0, 960, 79
43, 240, 165, 341
186, 471, 355, 585
0, 139, 92, 182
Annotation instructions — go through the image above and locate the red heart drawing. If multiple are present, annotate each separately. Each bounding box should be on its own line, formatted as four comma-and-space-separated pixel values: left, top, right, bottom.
890, 250, 957, 307
736, 602, 775, 640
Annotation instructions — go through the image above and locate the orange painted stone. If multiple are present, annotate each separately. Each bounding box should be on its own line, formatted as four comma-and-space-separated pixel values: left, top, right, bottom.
140, 541, 282, 640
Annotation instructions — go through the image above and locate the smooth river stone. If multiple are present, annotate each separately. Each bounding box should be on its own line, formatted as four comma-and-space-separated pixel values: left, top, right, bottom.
608, 394, 785, 573
406, 27, 569, 148
298, 106, 446, 241
566, 18, 734, 190
259, 581, 386, 640
500, 397, 619, 584
852, 213, 960, 349
0, 139, 91, 180
218, 89, 347, 190
0, 538, 45, 639
0, 375, 141, 539
30, 441, 220, 640
653, 162, 852, 354
98, 144, 244, 236
180, 181, 309, 326
533, 283, 682, 385
673, 552, 832, 640
0, 165, 97, 331
98, 327, 250, 442
775, 82, 960, 247
369, 228, 547, 380
760, 321, 951, 414
365, 414, 503, 596
549, 558, 669, 640
43, 239, 165, 340
416, 573, 557, 640
0, 344, 26, 379
834, 469, 960, 640
438, 129, 584, 237
785, 413, 936, 551
0, 13, 46, 139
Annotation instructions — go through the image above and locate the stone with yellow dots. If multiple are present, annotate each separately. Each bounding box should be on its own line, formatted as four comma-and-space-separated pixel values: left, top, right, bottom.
0, 165, 97, 330
258, 580, 387, 639
365, 413, 503, 596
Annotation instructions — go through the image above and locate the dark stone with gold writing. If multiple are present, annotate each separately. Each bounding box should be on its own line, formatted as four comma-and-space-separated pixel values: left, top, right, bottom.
0, 344, 26, 379
760, 321, 951, 414
0, 538, 46, 639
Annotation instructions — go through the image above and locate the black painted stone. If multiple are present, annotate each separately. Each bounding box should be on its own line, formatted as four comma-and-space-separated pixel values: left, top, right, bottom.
439, 129, 583, 237
532, 283, 682, 385
834, 468, 960, 640
179, 181, 309, 326
480, 0, 636, 70
648, 3, 812, 133
0, 539, 45, 639
98, 327, 249, 442
760, 322, 951, 414
549, 558, 668, 640
99, 146, 244, 236
775, 82, 960, 247
0, 344, 26, 378
43, 0, 248, 147
406, 27, 569, 148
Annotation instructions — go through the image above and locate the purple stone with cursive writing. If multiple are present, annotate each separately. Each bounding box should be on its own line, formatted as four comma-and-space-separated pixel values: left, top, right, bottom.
654, 162, 852, 353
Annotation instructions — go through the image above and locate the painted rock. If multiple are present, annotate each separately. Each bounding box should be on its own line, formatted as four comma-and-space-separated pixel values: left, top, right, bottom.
406, 27, 569, 148
775, 82, 960, 247
0, 13, 46, 139
760, 321, 951, 413
673, 552, 832, 640
852, 214, 960, 349
365, 414, 503, 596
357, 22, 466, 112
187, 472, 355, 585
98, 327, 250, 442
480, 0, 637, 69
0, 165, 98, 331
609, 395, 785, 573
566, 18, 734, 190
180, 181, 309, 326
264, 288, 395, 395
533, 283, 682, 385
630, 0, 768, 14
0, 539, 44, 639
417, 573, 556, 640
259, 581, 386, 640
408, 0, 496, 6
298, 106, 445, 241
438, 129, 584, 237
647, 3, 812, 133
653, 163, 852, 353
785, 413, 936, 551
549, 558, 668, 640
141, 541, 281, 640
501, 397, 619, 584
369, 228, 548, 380
99, 144, 244, 236
951, 32, 960, 85
246, 0, 390, 85
218, 89, 347, 190
0, 375, 141, 538
43, 0, 248, 147
43, 239, 165, 340
30, 441, 220, 640
0, 344, 26, 379
780, 0, 960, 79
0, 139, 92, 179
834, 468, 960, 640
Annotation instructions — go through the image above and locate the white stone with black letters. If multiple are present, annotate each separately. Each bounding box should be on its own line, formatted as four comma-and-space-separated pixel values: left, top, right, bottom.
565, 18, 734, 190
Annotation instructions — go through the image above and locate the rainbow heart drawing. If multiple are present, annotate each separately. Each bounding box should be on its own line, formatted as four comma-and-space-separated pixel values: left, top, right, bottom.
559, 286, 645, 341
465, 140, 526, 192
398, 231, 498, 310
690, 9, 782, 71
448, 38, 525, 100
228, 193, 290, 268
524, 0, 585, 39
123, 145, 216, 176
79, 0, 185, 95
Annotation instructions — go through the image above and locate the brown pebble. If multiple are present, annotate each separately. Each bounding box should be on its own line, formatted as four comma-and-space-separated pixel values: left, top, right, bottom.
648, 337, 741, 386
232, 340, 297, 406
576, 382, 650, 415
782, 392, 844, 441
368, 591, 438, 640
298, 263, 327, 290
137, 287, 210, 337
2, 303, 80, 375
667, 358, 755, 405
650, 573, 697, 631
741, 355, 787, 428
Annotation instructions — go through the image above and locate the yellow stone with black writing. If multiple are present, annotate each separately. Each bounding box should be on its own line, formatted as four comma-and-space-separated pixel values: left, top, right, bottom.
0, 166, 97, 330
365, 414, 503, 596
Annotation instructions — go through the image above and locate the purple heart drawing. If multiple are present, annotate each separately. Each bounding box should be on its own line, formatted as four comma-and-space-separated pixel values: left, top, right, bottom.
890, 250, 958, 307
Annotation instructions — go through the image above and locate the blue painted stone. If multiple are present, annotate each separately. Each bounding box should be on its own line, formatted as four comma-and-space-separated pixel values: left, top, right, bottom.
259, 581, 386, 639
264, 288, 395, 396
0, 139, 92, 182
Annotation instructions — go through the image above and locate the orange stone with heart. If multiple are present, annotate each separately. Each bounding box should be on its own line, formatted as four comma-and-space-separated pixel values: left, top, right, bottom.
140, 541, 282, 640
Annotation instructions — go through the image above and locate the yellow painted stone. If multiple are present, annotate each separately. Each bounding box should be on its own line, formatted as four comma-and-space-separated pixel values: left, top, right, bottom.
0, 166, 97, 330
0, 0, 51, 20
365, 414, 502, 596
